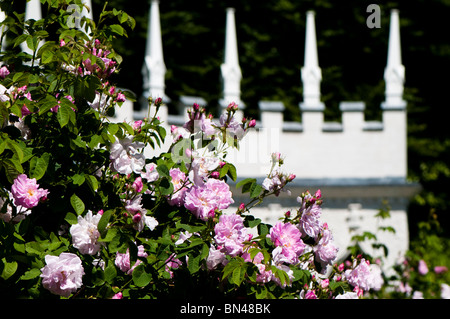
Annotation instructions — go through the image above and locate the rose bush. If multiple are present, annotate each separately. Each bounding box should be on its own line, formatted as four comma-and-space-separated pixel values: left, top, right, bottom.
0, 0, 380, 299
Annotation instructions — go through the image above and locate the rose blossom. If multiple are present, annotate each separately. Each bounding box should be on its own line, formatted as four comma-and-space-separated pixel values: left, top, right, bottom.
214, 214, 247, 257
298, 201, 323, 239
344, 258, 383, 292
184, 179, 234, 220
141, 163, 159, 182
115, 245, 148, 275
242, 251, 273, 283
189, 150, 221, 185
40, 253, 84, 297
313, 223, 339, 271
0, 66, 10, 79
206, 245, 228, 270
70, 210, 102, 255
168, 168, 189, 206
110, 137, 145, 174
270, 221, 305, 264
11, 174, 49, 209
418, 259, 429, 275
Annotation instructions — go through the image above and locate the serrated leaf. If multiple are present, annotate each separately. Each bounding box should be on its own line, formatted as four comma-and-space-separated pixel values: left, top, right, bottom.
29, 153, 50, 180
250, 183, 263, 198
98, 209, 113, 234
1, 258, 18, 280
70, 193, 85, 215
85, 175, 99, 192
57, 103, 71, 128
38, 96, 58, 115
41, 50, 54, 64
132, 264, 152, 287
64, 212, 78, 225
236, 178, 256, 189
20, 268, 41, 280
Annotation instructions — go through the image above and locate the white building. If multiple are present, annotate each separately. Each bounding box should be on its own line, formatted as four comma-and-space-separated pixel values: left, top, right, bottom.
16, 1, 420, 274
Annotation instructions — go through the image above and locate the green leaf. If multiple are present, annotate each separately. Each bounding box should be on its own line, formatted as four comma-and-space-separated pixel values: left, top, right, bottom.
132, 264, 152, 287
236, 178, 256, 189
250, 183, 263, 198
187, 253, 201, 274
1, 258, 18, 280
6, 139, 24, 163
156, 164, 170, 178
64, 212, 78, 225
38, 96, 58, 115
29, 153, 50, 180
41, 50, 54, 64
158, 177, 173, 196
104, 261, 117, 284
85, 175, 99, 192
71, 173, 86, 186
70, 193, 85, 215
226, 163, 237, 181
26, 36, 39, 52
98, 209, 113, 234
110, 24, 124, 36
231, 264, 247, 286
20, 268, 41, 281
57, 103, 72, 128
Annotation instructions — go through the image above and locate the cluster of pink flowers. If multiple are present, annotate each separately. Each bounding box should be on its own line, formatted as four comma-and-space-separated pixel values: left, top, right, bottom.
343, 258, 383, 296
262, 152, 295, 196
82, 39, 117, 79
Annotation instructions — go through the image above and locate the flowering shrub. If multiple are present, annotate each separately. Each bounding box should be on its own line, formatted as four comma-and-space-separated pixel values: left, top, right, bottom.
0, 1, 380, 299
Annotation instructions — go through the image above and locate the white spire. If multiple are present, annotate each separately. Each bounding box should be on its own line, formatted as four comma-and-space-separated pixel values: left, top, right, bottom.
300, 11, 324, 111
220, 7, 243, 108
80, 0, 93, 35
81, 0, 93, 21
142, 0, 168, 102
0, 8, 7, 52
382, 9, 406, 109
21, 0, 42, 56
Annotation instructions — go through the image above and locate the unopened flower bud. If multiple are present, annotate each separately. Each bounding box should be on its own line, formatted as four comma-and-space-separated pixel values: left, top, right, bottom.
210, 171, 220, 179
132, 213, 141, 223
154, 97, 162, 107
315, 189, 322, 199
248, 119, 256, 128
239, 203, 245, 211
226, 102, 238, 112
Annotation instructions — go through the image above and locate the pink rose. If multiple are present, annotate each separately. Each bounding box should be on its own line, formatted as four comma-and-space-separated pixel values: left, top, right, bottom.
11, 174, 49, 209
40, 253, 84, 297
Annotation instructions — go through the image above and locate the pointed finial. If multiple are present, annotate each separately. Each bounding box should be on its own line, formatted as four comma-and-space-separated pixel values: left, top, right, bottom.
142, 0, 168, 103
300, 11, 324, 111
0, 8, 7, 52
382, 9, 406, 109
220, 7, 243, 110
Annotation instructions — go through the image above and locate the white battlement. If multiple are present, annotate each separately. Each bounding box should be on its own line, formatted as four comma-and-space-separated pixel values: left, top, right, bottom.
15, 2, 420, 272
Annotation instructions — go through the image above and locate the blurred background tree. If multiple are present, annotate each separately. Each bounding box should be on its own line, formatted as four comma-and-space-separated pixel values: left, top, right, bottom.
84, 0, 448, 240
